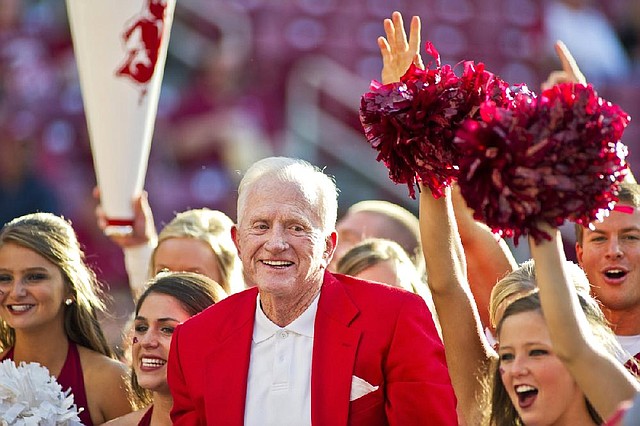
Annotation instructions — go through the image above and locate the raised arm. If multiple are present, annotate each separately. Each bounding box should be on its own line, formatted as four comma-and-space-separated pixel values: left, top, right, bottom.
378, 13, 517, 329
541, 42, 636, 184
451, 184, 517, 328
529, 223, 640, 420
419, 185, 496, 425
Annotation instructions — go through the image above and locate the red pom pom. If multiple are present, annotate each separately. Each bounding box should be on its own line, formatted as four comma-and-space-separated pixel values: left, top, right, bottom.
455, 83, 630, 243
359, 42, 510, 198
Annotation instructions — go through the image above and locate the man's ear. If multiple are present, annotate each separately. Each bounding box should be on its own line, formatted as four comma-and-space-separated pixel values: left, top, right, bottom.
231, 225, 241, 256
575, 241, 583, 266
323, 231, 338, 261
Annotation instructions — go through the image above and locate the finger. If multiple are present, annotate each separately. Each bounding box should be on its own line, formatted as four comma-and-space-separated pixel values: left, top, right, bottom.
408, 15, 421, 56
392, 11, 408, 49
554, 40, 575, 74
383, 18, 396, 48
138, 191, 154, 223
96, 214, 106, 231
92, 186, 100, 200
138, 191, 158, 238
132, 194, 146, 223
95, 204, 107, 230
554, 40, 586, 84
138, 190, 150, 211
378, 35, 392, 60
378, 36, 394, 77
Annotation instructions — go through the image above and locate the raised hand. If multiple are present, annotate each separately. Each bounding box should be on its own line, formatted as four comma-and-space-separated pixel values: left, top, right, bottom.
378, 11, 424, 84
94, 187, 157, 248
540, 41, 637, 183
541, 40, 587, 90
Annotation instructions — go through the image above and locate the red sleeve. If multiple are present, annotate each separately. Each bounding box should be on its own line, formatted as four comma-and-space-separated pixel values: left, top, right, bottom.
168, 324, 203, 425
384, 294, 458, 426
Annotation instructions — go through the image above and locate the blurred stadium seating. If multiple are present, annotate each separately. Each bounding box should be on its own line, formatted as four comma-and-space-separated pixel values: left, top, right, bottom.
0, 0, 638, 289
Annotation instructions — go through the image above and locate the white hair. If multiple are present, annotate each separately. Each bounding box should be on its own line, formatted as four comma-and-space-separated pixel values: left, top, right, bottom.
236, 157, 338, 231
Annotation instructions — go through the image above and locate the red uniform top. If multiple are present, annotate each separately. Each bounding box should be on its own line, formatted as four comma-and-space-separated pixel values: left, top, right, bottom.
138, 405, 153, 426
3, 342, 92, 425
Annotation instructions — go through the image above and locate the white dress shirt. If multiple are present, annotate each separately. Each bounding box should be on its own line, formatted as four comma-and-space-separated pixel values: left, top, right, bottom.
244, 293, 319, 426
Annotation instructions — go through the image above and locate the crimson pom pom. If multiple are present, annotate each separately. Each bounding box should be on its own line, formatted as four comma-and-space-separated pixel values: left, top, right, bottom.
359, 42, 510, 198
455, 83, 630, 243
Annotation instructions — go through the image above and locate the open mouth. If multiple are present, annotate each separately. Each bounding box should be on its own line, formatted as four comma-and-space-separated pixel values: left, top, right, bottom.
604, 268, 627, 282
515, 384, 538, 409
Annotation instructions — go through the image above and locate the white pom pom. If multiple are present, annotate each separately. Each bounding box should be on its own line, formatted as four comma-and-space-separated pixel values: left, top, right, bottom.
0, 360, 83, 425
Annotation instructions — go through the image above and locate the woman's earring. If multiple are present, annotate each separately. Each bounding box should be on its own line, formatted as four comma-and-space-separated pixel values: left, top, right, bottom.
64, 298, 73, 306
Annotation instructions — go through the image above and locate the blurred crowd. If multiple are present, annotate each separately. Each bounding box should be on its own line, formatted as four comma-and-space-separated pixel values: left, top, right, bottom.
0, 0, 639, 334
1, 3, 640, 423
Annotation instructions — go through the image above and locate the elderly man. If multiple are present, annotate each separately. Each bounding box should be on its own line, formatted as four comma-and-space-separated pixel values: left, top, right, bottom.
168, 156, 457, 425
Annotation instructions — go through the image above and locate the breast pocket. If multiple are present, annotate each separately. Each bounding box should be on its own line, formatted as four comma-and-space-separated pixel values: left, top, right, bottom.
348, 387, 386, 425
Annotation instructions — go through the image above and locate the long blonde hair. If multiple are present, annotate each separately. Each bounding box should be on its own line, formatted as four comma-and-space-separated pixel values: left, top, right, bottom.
152, 208, 243, 294
489, 259, 590, 328
0, 213, 112, 357
336, 238, 423, 294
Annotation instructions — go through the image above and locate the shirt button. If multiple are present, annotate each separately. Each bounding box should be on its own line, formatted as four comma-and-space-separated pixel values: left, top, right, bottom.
279, 330, 288, 339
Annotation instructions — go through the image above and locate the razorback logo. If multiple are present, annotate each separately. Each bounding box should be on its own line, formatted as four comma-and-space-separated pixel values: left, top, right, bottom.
116, 0, 167, 97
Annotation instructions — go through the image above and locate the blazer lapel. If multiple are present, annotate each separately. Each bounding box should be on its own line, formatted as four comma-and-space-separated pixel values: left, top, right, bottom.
204, 289, 257, 425
311, 272, 361, 426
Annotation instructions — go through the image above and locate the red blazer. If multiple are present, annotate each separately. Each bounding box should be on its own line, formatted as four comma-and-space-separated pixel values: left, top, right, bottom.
168, 271, 457, 425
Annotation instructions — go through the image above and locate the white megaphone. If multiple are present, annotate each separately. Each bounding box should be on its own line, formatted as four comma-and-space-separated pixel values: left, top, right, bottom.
66, 0, 175, 235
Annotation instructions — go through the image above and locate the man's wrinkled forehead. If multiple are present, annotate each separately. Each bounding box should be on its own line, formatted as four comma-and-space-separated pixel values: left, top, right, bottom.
245, 178, 323, 221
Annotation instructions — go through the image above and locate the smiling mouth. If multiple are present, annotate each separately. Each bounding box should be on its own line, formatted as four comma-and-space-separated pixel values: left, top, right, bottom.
515, 384, 538, 409
140, 358, 166, 368
261, 260, 293, 268
7, 304, 35, 313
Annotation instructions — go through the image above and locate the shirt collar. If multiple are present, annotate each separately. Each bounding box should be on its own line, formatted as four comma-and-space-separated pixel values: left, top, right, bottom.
253, 291, 320, 343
